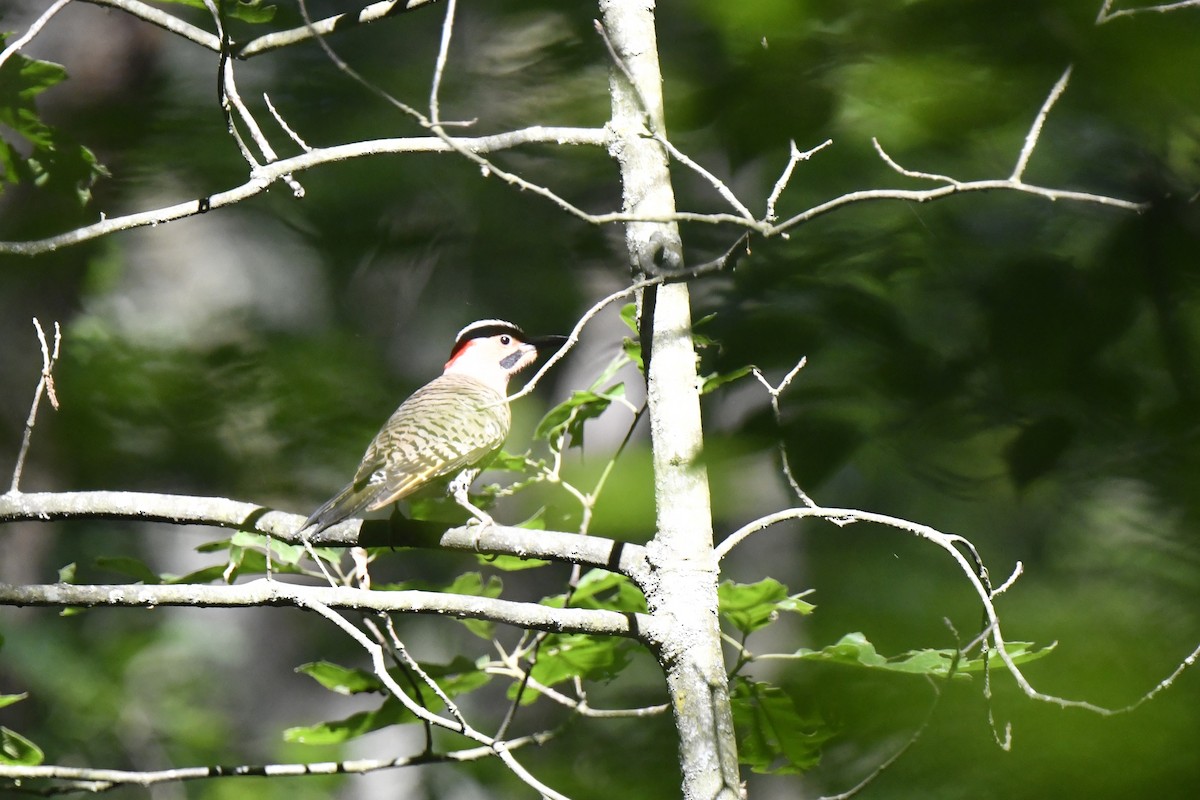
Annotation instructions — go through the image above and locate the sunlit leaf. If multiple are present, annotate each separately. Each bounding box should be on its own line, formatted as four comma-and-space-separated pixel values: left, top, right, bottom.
286, 658, 490, 743
522, 634, 631, 701
781, 632, 1054, 679
561, 570, 647, 613
297, 661, 384, 695
479, 554, 551, 571
700, 365, 753, 395
0, 726, 44, 766
719, 578, 815, 634
0, 37, 108, 202
534, 384, 628, 449
152, 0, 276, 24
619, 303, 639, 334
0, 693, 27, 710
284, 697, 410, 744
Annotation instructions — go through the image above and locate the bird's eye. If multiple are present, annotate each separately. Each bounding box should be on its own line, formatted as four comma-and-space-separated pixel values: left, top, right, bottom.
500, 335, 512, 345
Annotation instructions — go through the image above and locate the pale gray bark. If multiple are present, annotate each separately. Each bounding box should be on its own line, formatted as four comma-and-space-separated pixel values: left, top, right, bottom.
599, 1, 741, 798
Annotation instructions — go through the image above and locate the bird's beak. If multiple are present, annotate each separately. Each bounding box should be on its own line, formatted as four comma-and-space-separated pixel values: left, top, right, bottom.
529, 334, 569, 352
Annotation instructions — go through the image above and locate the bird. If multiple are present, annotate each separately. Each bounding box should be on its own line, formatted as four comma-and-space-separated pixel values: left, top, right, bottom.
301, 319, 565, 537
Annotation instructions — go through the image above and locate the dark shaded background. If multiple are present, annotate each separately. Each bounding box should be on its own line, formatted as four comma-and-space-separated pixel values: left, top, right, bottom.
1, 0, 1198, 797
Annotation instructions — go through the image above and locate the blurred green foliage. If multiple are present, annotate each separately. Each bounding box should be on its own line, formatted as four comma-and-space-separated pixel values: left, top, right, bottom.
1, 0, 1198, 798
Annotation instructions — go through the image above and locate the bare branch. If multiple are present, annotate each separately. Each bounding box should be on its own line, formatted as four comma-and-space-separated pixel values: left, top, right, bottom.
293, 594, 574, 800
751, 361, 815, 507
263, 93, 312, 152
0, 489, 653, 582
1097, 0, 1200, 23
0, 578, 650, 641
203, 0, 305, 197
715, 505, 1200, 716
0, 0, 73, 71
595, 19, 755, 221
510, 234, 751, 402
238, 0, 441, 59
766, 138, 833, 222
1012, 66, 1073, 183
771, 179, 1145, 235
873, 137, 961, 186
8, 319, 62, 494
0, 127, 607, 256
0, 735, 550, 793
428, 0, 458, 126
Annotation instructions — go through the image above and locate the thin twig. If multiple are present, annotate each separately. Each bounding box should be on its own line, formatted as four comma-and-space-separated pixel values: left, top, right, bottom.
263, 93, 312, 152
0, 734, 550, 795
751, 361, 815, 507
1096, 0, 1200, 23
1012, 66, 1073, 183
595, 18, 755, 221
0, 0, 73, 70
203, 0, 305, 197
715, 505, 1198, 718
873, 137, 961, 186
9, 319, 62, 494
428, 0, 458, 126
290, 594, 573, 800
766, 138, 833, 222
509, 234, 751, 402
817, 676, 944, 800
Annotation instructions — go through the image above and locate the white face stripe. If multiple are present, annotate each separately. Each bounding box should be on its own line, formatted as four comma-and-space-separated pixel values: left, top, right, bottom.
454, 319, 524, 347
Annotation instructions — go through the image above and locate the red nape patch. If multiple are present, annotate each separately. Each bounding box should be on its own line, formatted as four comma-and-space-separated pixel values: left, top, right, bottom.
444, 338, 476, 370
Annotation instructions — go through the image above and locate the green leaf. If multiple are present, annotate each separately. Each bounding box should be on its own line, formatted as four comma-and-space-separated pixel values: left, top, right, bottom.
152, 0, 277, 24
719, 578, 815, 635
231, 530, 308, 566
94, 556, 162, 584
284, 696, 410, 745
558, 570, 647, 613
700, 365, 754, 395
0, 726, 44, 766
286, 658, 490, 744
478, 554, 551, 571
782, 632, 1053, 679
619, 303, 639, 334
165, 565, 230, 585
730, 678, 832, 774
535, 384, 627, 449
487, 449, 535, 472
0, 38, 109, 203
0, 693, 27, 710
521, 634, 630, 702
57, 562, 77, 583
297, 662, 384, 695
622, 337, 644, 372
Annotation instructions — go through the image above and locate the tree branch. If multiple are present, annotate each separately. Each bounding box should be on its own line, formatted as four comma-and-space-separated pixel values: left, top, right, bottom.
0, 0, 73, 71
1097, 0, 1200, 23
716, 505, 1200, 717
9, 319, 61, 493
0, 734, 551, 794
0, 490, 652, 584
0, 127, 608, 257
0, 579, 651, 640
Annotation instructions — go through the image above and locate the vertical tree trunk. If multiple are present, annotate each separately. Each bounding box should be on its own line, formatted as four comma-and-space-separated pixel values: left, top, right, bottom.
598, 2, 741, 798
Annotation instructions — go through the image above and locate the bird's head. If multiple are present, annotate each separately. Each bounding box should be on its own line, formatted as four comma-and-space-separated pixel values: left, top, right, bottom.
443, 319, 566, 390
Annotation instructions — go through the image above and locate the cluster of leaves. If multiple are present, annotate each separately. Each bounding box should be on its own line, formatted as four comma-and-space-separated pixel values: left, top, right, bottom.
0, 37, 108, 203
0, 681, 42, 767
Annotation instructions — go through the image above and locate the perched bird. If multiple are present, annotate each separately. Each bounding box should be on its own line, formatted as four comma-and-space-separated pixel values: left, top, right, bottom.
302, 320, 564, 536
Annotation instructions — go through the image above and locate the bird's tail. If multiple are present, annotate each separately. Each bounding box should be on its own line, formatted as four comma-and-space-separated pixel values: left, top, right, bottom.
301, 481, 375, 536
